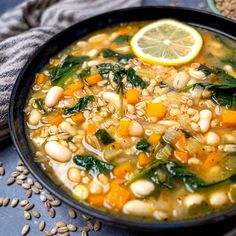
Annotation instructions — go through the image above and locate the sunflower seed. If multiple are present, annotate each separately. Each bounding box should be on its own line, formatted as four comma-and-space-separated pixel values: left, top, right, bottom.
81, 231, 88, 236
17, 174, 27, 180
16, 179, 23, 185
24, 211, 31, 220
0, 197, 4, 206
68, 208, 77, 219
16, 166, 25, 172
49, 207, 55, 218
11, 171, 20, 177
44, 201, 51, 210
81, 214, 91, 221
39, 220, 45, 231
32, 210, 40, 218
23, 169, 29, 175
87, 221, 94, 230
44, 230, 51, 236
24, 202, 34, 211
27, 178, 34, 186
0, 166, 5, 176
22, 183, 31, 190
93, 221, 101, 231
67, 224, 77, 232
56, 221, 66, 227
57, 226, 68, 233
6, 177, 15, 185
26, 189, 32, 198
46, 193, 54, 201
11, 198, 19, 207
34, 181, 43, 189
79, 226, 90, 232
21, 225, 30, 236
40, 194, 47, 202
32, 186, 40, 194
50, 199, 61, 207
61, 233, 69, 236
20, 200, 28, 207
3, 197, 10, 206
51, 226, 58, 235
17, 160, 24, 166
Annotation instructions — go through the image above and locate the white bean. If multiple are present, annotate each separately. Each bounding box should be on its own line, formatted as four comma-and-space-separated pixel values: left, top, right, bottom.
123, 200, 154, 217
87, 49, 99, 58
158, 120, 180, 128
204, 131, 220, 146
189, 68, 206, 79
173, 72, 189, 89
45, 86, 64, 107
130, 179, 155, 197
45, 141, 72, 162
28, 109, 42, 125
129, 120, 144, 137
59, 121, 77, 136
102, 92, 120, 108
89, 181, 103, 194
67, 167, 81, 183
73, 184, 89, 200
198, 109, 212, 133
209, 191, 228, 207
184, 194, 204, 208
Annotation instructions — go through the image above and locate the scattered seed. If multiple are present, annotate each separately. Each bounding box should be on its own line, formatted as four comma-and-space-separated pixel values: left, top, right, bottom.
32, 186, 40, 194
39, 220, 46, 231
46, 193, 54, 201
17, 160, 24, 166
61, 233, 69, 236
40, 194, 47, 202
0, 197, 4, 206
0, 166, 5, 176
44, 201, 51, 210
32, 210, 41, 218
56, 221, 66, 227
57, 226, 68, 233
11, 171, 20, 177
23, 169, 29, 175
79, 226, 90, 232
49, 207, 56, 218
34, 181, 43, 189
51, 226, 58, 235
26, 189, 32, 198
81, 231, 88, 236
81, 214, 91, 221
87, 221, 94, 230
44, 230, 51, 236
21, 225, 30, 236
16, 166, 25, 172
3, 197, 10, 206
16, 179, 23, 185
6, 177, 15, 185
24, 211, 31, 220
20, 200, 28, 207
22, 183, 31, 190
27, 178, 34, 186
67, 224, 77, 232
17, 174, 27, 180
24, 202, 34, 211
11, 198, 19, 207
68, 208, 77, 219
50, 199, 61, 207
93, 221, 101, 231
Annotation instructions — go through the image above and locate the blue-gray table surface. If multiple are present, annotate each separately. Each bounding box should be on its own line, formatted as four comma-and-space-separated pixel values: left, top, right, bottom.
1, 0, 232, 236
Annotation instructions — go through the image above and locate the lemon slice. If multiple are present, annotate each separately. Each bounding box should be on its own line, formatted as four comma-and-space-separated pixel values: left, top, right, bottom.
131, 19, 203, 66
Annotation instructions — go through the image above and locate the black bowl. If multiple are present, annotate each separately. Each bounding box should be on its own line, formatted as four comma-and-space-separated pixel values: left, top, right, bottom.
9, 6, 236, 233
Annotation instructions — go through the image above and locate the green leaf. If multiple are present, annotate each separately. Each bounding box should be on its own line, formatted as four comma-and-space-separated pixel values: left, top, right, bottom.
73, 155, 114, 175
126, 68, 148, 89
112, 35, 130, 44
95, 129, 114, 145
136, 139, 150, 151
34, 99, 47, 114
64, 95, 94, 115
79, 68, 91, 79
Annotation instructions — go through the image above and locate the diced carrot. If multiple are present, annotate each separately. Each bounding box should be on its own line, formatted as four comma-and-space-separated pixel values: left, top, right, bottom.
63, 81, 84, 97
50, 58, 60, 66
146, 103, 167, 118
203, 34, 212, 43
48, 115, 63, 126
86, 123, 97, 135
117, 120, 130, 137
86, 74, 103, 85
110, 43, 120, 50
36, 73, 47, 85
202, 152, 219, 171
147, 133, 161, 145
71, 112, 84, 124
90, 41, 104, 49
125, 89, 140, 105
105, 182, 131, 210
113, 161, 134, 179
174, 150, 189, 163
138, 152, 152, 167
174, 132, 187, 151
88, 194, 105, 208
118, 27, 130, 35
222, 110, 236, 127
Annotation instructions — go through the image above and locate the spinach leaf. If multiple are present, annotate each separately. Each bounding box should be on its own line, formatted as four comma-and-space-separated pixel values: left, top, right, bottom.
73, 155, 114, 175
64, 95, 94, 115
34, 99, 47, 114
95, 129, 114, 145
136, 139, 150, 151
112, 35, 130, 44
126, 68, 148, 89
102, 49, 134, 65
79, 68, 91, 79
50, 56, 89, 86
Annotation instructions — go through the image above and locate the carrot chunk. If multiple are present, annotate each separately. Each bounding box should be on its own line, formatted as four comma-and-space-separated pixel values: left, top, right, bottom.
88, 194, 105, 208
174, 150, 189, 163
86, 74, 103, 85
117, 120, 130, 137
174, 132, 187, 151
202, 152, 219, 171
36, 73, 47, 85
71, 112, 84, 124
147, 133, 161, 145
113, 161, 134, 179
63, 81, 84, 97
86, 123, 97, 135
125, 89, 140, 104
48, 115, 63, 126
105, 182, 131, 210
138, 152, 152, 167
222, 110, 236, 127
146, 103, 167, 118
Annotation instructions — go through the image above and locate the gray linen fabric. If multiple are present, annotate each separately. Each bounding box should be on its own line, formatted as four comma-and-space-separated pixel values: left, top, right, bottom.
0, 0, 142, 141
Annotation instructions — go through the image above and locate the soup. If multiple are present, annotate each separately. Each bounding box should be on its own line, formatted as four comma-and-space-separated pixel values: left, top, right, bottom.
25, 20, 236, 221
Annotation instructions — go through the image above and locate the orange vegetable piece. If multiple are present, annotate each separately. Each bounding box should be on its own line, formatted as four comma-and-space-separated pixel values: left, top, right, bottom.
48, 115, 63, 126
125, 89, 140, 105
50, 58, 60, 66
63, 81, 84, 97
174, 132, 187, 151
105, 182, 131, 210
146, 103, 167, 118
86, 74, 103, 85
86, 123, 97, 135
138, 152, 152, 167
71, 112, 84, 124
147, 133, 161, 145
174, 150, 188, 163
88, 194, 105, 208
117, 120, 130, 137
36, 73, 47, 85
222, 110, 236, 127
118, 27, 130, 35
202, 152, 219, 171
110, 43, 120, 50
113, 161, 134, 179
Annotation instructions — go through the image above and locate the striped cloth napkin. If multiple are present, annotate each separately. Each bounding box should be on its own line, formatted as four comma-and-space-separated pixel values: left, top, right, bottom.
0, 0, 142, 141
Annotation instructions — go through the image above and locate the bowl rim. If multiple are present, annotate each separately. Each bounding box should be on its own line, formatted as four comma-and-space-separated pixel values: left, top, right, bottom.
207, 0, 221, 15
8, 6, 236, 231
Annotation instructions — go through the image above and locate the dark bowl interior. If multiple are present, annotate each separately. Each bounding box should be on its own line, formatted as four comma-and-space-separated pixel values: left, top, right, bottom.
9, 6, 236, 233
